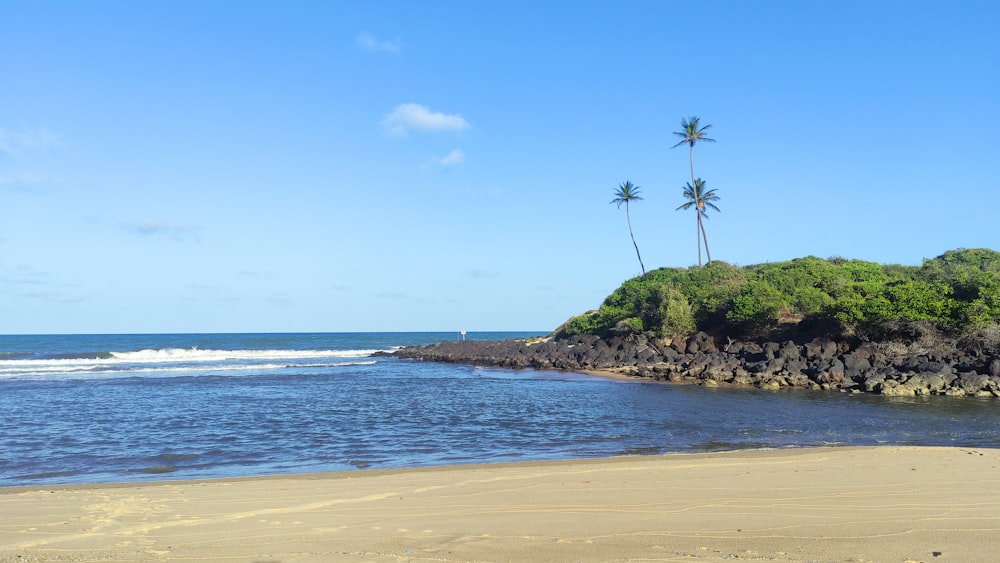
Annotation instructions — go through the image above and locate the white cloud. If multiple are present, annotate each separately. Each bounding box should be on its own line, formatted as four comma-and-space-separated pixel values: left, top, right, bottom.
383, 103, 470, 137
434, 149, 465, 167
355, 32, 403, 54
0, 128, 62, 156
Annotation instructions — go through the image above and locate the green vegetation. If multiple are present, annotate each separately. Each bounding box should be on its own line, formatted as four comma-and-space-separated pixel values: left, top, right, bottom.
611, 181, 646, 276
561, 249, 1000, 342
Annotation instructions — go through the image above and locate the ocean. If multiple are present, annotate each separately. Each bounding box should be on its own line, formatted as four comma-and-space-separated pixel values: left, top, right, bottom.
2, 331, 999, 487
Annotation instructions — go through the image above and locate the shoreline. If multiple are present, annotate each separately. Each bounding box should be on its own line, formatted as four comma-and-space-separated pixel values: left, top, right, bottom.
4, 446, 999, 562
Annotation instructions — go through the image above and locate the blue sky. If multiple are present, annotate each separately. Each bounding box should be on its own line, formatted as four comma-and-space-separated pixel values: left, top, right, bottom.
2, 1, 998, 334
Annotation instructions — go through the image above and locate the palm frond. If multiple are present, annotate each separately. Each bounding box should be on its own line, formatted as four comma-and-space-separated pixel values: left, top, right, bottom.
673, 116, 716, 146
611, 181, 642, 208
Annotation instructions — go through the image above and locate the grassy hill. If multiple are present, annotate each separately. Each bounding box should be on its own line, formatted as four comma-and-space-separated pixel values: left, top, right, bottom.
560, 248, 1000, 349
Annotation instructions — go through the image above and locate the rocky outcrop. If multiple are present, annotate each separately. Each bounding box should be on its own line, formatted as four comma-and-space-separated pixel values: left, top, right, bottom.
386, 332, 1000, 398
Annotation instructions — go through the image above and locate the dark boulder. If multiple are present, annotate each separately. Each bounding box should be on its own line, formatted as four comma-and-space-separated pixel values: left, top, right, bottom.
989, 357, 1000, 377
784, 359, 808, 376
954, 372, 995, 395
841, 354, 872, 379
803, 337, 840, 361
778, 341, 802, 360
917, 361, 954, 375
763, 341, 780, 360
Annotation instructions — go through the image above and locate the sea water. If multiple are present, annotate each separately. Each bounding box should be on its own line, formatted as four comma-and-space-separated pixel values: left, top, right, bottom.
2, 332, 999, 487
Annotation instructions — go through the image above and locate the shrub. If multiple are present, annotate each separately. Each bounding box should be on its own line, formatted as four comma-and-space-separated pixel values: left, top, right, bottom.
657, 286, 695, 337
562, 311, 603, 336
675, 261, 748, 326
727, 280, 786, 329
881, 280, 955, 321
557, 249, 1000, 341
621, 317, 644, 332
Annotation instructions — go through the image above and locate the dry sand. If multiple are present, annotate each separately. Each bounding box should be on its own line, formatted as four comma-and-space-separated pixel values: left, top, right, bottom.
2, 446, 999, 562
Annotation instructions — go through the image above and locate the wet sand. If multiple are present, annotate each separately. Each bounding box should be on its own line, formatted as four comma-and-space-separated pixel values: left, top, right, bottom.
2, 446, 999, 562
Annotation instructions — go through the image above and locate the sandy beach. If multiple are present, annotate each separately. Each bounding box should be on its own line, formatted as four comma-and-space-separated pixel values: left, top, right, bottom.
2, 446, 998, 562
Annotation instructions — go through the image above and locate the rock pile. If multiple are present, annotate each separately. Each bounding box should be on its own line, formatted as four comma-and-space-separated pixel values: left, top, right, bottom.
388, 332, 1000, 398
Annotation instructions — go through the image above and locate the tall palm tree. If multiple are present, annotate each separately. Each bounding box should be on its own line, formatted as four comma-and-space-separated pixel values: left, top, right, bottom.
671, 116, 715, 185
676, 178, 720, 266
611, 181, 646, 276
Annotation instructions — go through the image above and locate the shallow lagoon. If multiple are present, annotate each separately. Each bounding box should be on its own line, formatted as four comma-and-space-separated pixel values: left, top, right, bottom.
2, 332, 998, 486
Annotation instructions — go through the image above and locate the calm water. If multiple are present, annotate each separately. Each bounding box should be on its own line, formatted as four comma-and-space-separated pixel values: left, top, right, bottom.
2, 332, 999, 487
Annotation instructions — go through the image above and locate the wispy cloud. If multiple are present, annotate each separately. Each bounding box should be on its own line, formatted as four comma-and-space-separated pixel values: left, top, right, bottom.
122, 220, 200, 240
0, 264, 83, 303
468, 269, 499, 279
376, 291, 428, 303
0, 264, 48, 286
383, 103, 470, 137
458, 184, 505, 199
355, 32, 403, 54
180, 284, 241, 303
18, 289, 85, 304
0, 127, 62, 156
266, 292, 291, 305
0, 174, 52, 192
432, 149, 466, 168
238, 270, 268, 279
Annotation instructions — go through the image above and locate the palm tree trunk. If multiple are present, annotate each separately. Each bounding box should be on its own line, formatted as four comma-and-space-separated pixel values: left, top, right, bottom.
690, 145, 705, 266
700, 211, 712, 264
695, 212, 703, 267
626, 204, 645, 275
689, 144, 696, 184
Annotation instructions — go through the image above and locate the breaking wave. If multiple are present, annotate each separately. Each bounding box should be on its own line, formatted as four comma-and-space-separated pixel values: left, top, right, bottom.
0, 348, 382, 380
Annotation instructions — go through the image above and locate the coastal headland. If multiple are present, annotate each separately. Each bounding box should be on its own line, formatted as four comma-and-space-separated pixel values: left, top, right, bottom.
3, 446, 999, 562
389, 248, 1000, 398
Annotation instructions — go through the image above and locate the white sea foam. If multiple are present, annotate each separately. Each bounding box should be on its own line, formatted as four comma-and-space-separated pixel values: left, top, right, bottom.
0, 348, 382, 379
109, 348, 380, 362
